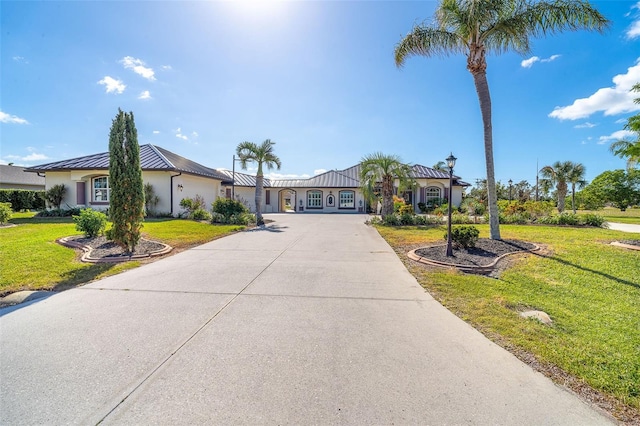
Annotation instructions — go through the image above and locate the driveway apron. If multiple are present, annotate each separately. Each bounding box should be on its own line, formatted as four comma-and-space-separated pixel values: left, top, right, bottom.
0, 214, 613, 425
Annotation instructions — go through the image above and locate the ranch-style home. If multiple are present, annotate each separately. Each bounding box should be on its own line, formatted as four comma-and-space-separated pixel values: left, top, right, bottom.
26, 144, 468, 215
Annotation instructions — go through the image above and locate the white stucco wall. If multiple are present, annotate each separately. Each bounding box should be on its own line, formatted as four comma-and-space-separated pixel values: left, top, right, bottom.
294, 188, 365, 214
228, 187, 279, 214
170, 173, 221, 217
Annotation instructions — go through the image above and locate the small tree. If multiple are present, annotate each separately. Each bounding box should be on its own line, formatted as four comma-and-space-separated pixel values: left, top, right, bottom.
0, 202, 12, 224
108, 109, 145, 253
45, 184, 66, 209
582, 169, 640, 211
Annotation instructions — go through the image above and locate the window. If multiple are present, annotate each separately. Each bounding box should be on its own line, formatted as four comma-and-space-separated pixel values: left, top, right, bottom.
307, 190, 322, 209
339, 190, 355, 209
93, 176, 110, 202
424, 187, 441, 206
265, 190, 271, 205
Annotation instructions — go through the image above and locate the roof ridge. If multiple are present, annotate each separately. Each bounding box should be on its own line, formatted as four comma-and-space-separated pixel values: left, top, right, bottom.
148, 144, 175, 169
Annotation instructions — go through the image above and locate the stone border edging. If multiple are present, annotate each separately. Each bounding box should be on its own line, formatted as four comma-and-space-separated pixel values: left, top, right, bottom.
610, 241, 640, 251
407, 243, 540, 274
57, 237, 173, 263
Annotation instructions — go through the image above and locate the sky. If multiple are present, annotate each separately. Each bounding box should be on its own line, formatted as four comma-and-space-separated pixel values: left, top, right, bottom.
1, 0, 639, 188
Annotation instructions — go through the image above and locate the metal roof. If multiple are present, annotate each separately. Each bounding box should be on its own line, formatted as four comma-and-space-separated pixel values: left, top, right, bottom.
0, 165, 46, 186
25, 145, 230, 181
217, 170, 272, 187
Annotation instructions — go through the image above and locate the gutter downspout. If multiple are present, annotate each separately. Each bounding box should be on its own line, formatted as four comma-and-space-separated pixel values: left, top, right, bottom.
170, 172, 182, 216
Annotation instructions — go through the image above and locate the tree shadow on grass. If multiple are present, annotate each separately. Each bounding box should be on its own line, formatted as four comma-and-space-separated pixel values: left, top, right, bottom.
52, 263, 118, 292
533, 252, 640, 290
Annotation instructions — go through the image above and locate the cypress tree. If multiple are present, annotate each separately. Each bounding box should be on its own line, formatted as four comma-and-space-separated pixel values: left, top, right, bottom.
108, 108, 145, 253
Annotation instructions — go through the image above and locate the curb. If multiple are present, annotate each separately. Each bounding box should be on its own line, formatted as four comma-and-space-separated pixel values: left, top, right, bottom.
407, 243, 540, 274
610, 241, 640, 251
57, 237, 173, 263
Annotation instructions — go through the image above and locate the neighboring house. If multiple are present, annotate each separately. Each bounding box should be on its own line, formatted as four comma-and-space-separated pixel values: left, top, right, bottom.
0, 164, 46, 190
26, 145, 230, 216
26, 145, 468, 216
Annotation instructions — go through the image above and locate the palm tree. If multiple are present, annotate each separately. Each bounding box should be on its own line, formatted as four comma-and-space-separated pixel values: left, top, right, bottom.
236, 139, 282, 226
567, 162, 587, 213
433, 161, 447, 171
610, 83, 640, 169
394, 0, 609, 239
360, 153, 411, 216
540, 161, 581, 213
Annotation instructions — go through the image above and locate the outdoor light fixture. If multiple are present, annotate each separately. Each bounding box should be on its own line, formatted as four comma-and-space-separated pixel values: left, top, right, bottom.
177, 184, 184, 192
445, 153, 457, 257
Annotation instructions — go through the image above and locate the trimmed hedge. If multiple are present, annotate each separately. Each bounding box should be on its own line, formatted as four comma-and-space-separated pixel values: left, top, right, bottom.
0, 189, 46, 211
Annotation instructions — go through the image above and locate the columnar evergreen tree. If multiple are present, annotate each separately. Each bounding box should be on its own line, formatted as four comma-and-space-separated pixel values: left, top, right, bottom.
108, 109, 145, 253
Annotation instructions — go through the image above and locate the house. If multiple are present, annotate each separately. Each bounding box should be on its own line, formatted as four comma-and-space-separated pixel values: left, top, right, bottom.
0, 164, 46, 190
25, 145, 230, 216
27, 145, 468, 216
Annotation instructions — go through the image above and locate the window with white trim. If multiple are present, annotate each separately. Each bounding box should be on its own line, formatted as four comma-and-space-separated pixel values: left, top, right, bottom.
307, 190, 322, 209
424, 187, 441, 206
339, 190, 355, 209
93, 176, 110, 202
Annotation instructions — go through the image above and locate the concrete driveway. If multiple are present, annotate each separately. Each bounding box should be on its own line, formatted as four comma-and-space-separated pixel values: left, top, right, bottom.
0, 214, 613, 425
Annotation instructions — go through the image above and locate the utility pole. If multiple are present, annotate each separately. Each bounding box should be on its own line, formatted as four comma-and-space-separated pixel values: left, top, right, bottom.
535, 159, 539, 202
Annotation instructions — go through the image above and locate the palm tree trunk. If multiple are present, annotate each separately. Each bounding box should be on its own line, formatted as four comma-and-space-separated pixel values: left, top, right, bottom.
472, 70, 501, 239
382, 175, 394, 216
571, 183, 577, 214
255, 174, 264, 225
557, 183, 567, 213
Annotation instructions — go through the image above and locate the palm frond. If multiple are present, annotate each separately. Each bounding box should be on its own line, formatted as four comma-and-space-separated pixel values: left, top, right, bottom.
395, 26, 465, 67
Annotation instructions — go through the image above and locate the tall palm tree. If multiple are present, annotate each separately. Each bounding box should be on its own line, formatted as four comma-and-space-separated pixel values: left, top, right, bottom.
394, 0, 609, 239
236, 139, 282, 226
360, 153, 411, 216
567, 162, 587, 213
540, 161, 578, 213
610, 83, 640, 169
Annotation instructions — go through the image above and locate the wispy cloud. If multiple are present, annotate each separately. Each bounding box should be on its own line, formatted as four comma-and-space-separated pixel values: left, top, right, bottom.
153, 130, 160, 134
314, 169, 327, 175
175, 128, 188, 141
1, 148, 49, 164
598, 130, 636, 144
120, 56, 156, 81
521, 54, 561, 68
161, 65, 172, 71
549, 58, 640, 120
626, 1, 640, 39
138, 90, 152, 100
191, 131, 199, 137
12, 56, 28, 64
266, 172, 312, 180
23, 153, 49, 161
574, 122, 596, 129
615, 118, 628, 124
0, 111, 29, 124
98, 76, 126, 94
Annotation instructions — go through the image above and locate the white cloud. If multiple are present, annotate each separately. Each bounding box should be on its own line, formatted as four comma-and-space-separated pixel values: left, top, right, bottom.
12, 56, 27, 64
549, 58, 640, 120
574, 122, 596, 129
192, 131, 199, 137
266, 172, 312, 180
138, 90, 152, 100
120, 56, 156, 81
98, 76, 126, 94
175, 128, 188, 141
521, 54, 560, 68
23, 153, 48, 161
314, 168, 328, 175
161, 65, 172, 71
0, 111, 29, 124
598, 130, 636, 144
626, 2, 640, 39
615, 118, 628, 124
153, 130, 160, 134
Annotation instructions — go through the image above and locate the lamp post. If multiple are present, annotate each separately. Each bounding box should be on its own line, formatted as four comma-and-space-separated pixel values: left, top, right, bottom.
232, 155, 242, 199
446, 153, 457, 257
508, 179, 513, 202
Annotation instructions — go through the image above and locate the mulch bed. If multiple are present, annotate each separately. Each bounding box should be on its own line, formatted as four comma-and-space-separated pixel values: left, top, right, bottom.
414, 239, 538, 267
620, 239, 640, 247
62, 235, 169, 261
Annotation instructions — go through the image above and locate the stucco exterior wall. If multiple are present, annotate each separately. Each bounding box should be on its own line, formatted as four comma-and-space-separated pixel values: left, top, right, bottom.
294, 188, 365, 214
228, 187, 279, 214
173, 173, 221, 217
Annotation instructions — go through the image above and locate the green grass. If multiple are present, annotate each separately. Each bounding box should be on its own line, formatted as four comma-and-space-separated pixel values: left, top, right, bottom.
0, 216, 243, 296
578, 207, 640, 224
376, 224, 640, 416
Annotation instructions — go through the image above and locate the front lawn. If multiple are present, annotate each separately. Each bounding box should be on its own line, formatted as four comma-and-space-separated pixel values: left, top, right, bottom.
578, 207, 640, 224
376, 224, 640, 420
0, 216, 243, 296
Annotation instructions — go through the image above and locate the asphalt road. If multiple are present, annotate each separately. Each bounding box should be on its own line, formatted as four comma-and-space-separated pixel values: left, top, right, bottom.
0, 214, 614, 425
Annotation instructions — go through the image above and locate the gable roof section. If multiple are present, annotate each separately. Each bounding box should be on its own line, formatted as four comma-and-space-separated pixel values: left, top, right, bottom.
217, 170, 272, 188
25, 145, 230, 181
269, 168, 361, 188
0, 165, 46, 186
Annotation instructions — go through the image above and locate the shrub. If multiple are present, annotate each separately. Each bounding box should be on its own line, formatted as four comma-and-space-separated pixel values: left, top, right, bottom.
581, 213, 607, 228
35, 207, 82, 217
417, 202, 427, 213
557, 212, 580, 225
73, 208, 107, 237
398, 204, 414, 215
192, 208, 212, 221
399, 212, 415, 225
0, 202, 12, 224
144, 183, 160, 216
44, 184, 67, 209
444, 225, 480, 249
461, 198, 485, 216
382, 214, 401, 226
451, 212, 474, 224
180, 195, 206, 219
0, 189, 46, 211
499, 212, 529, 224
433, 203, 449, 216
211, 198, 251, 224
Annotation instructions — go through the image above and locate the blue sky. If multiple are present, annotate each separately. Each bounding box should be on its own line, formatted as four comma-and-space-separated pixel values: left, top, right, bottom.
1, 1, 639, 187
